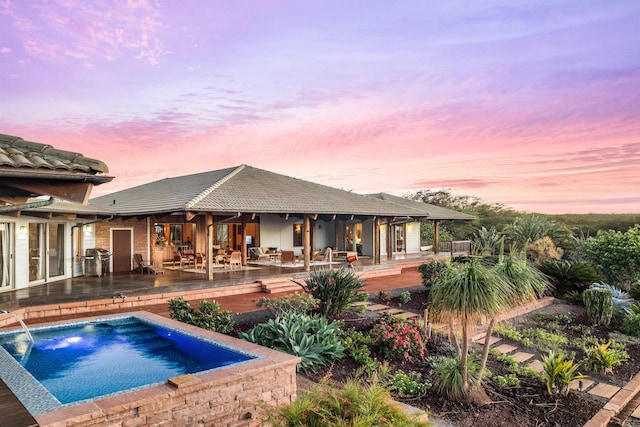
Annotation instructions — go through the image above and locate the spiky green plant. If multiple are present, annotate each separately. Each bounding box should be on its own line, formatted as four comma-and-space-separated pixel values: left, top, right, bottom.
293, 267, 365, 317
538, 260, 599, 295
583, 288, 614, 326
264, 378, 431, 426
540, 351, 586, 396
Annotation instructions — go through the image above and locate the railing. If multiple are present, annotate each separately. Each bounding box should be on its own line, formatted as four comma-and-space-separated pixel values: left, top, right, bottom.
435, 240, 472, 257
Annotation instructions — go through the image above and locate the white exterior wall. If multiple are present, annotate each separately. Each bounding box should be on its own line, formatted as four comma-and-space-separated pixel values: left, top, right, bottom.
380, 224, 387, 256
1, 215, 92, 292
257, 214, 302, 253
314, 220, 331, 250
405, 221, 422, 253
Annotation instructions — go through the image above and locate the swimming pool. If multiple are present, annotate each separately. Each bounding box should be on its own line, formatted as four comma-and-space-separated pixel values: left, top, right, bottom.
0, 315, 256, 409
0, 313, 261, 416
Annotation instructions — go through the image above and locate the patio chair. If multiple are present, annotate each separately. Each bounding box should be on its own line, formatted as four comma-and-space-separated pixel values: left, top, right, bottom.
280, 250, 297, 265
195, 252, 205, 269
133, 254, 164, 275
226, 251, 242, 269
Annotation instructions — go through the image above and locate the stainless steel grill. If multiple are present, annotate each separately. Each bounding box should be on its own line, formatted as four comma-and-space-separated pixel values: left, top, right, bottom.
84, 248, 111, 277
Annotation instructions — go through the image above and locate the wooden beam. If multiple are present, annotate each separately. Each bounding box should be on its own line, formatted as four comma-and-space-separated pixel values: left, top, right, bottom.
284, 213, 289, 220
0, 197, 29, 205
433, 220, 440, 254
186, 211, 197, 221
6, 179, 94, 204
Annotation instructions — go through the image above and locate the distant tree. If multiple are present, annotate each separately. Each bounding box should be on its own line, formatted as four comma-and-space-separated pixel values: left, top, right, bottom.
582, 226, 640, 290
503, 213, 573, 252
406, 189, 518, 239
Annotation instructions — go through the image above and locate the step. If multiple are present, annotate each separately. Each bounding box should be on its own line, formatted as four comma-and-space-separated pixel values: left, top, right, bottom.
259, 278, 301, 294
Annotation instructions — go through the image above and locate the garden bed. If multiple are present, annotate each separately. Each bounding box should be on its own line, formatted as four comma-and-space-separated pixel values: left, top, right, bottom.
299, 294, 640, 427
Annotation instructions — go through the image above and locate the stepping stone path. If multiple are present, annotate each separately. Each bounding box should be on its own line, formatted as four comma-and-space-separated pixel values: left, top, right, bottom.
493, 343, 518, 354
479, 335, 625, 407
588, 382, 621, 399
350, 301, 422, 321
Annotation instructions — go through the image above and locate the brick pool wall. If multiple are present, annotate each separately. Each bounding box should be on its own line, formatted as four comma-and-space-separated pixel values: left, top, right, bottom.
18, 312, 300, 427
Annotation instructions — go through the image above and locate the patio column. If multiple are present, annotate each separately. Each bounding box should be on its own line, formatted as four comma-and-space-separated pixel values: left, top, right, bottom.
240, 219, 247, 266
433, 220, 440, 254
374, 217, 381, 264
303, 214, 311, 271
386, 221, 392, 260
206, 213, 213, 281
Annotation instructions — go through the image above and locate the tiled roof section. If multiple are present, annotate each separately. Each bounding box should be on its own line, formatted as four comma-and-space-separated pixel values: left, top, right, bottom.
90, 167, 238, 214
24, 198, 114, 216
90, 165, 427, 217
0, 134, 109, 174
368, 193, 475, 221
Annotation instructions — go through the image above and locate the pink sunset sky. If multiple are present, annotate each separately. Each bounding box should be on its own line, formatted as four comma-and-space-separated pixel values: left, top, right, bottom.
1, 1, 639, 214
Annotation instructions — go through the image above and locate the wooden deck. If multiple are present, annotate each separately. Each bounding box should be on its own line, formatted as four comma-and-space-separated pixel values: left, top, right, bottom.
0, 379, 37, 426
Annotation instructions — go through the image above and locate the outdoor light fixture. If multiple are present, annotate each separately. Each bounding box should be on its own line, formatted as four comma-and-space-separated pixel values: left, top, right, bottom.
84, 224, 93, 236
19, 226, 27, 237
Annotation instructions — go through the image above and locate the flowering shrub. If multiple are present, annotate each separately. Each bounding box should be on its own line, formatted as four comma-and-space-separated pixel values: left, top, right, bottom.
370, 314, 428, 362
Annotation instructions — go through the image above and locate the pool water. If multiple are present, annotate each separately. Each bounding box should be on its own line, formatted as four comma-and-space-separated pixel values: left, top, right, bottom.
0, 317, 254, 405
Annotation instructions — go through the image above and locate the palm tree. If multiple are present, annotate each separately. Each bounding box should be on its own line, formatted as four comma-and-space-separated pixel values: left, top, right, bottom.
430, 258, 509, 398
477, 253, 549, 378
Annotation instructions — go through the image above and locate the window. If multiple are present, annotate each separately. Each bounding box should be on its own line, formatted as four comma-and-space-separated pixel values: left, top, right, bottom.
293, 224, 303, 247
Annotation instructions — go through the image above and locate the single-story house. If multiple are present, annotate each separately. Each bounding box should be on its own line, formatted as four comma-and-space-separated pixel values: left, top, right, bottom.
1, 134, 473, 291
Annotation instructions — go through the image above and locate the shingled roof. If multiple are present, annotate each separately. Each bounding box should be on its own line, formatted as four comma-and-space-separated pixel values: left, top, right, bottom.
90, 165, 432, 218
0, 134, 113, 205
367, 192, 475, 221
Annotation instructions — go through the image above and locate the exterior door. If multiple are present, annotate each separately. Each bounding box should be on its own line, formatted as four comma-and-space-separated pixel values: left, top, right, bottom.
48, 223, 65, 279
112, 229, 132, 273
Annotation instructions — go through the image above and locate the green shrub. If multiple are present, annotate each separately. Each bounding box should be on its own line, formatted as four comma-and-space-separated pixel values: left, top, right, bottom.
583, 288, 614, 326
583, 342, 628, 374
493, 374, 521, 388
418, 260, 446, 288
390, 370, 431, 398
294, 267, 365, 317
538, 260, 599, 295
494, 324, 533, 347
399, 291, 412, 305
432, 356, 480, 400
520, 328, 568, 351
370, 314, 428, 362
540, 351, 586, 396
341, 330, 379, 374
254, 292, 318, 315
582, 226, 640, 290
630, 279, 640, 300
239, 312, 344, 373
264, 378, 430, 427
622, 312, 640, 337
168, 297, 234, 333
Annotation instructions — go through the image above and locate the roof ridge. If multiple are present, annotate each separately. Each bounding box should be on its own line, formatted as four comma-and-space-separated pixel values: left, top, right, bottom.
184, 164, 246, 209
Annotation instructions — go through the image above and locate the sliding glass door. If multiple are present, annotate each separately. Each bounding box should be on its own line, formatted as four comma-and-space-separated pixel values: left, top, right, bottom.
29, 223, 65, 283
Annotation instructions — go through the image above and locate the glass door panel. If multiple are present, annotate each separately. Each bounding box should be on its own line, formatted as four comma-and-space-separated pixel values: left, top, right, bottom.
29, 223, 45, 282
0, 223, 12, 289
48, 223, 65, 278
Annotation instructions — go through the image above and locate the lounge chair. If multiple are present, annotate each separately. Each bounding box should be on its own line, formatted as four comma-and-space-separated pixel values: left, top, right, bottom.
133, 253, 164, 275
195, 252, 205, 269
248, 247, 270, 260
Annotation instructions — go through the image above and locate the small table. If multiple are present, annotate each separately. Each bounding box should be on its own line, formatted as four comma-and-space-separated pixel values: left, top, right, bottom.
268, 253, 281, 263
